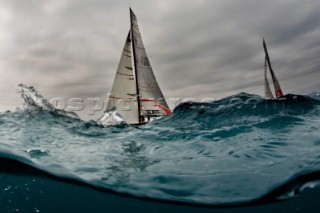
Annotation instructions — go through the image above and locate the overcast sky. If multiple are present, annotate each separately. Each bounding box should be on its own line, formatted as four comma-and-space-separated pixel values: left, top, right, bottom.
0, 0, 319, 119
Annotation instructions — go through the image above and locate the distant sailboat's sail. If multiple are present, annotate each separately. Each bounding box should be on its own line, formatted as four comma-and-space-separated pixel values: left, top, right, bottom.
263, 39, 284, 98
264, 56, 274, 98
130, 9, 171, 119
105, 32, 139, 124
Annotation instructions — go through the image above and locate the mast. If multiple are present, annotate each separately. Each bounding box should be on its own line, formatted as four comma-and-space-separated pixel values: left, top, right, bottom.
263, 38, 284, 97
130, 8, 143, 123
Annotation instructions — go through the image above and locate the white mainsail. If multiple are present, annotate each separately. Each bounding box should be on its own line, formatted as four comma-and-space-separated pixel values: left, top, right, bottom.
101, 9, 171, 125
130, 9, 171, 121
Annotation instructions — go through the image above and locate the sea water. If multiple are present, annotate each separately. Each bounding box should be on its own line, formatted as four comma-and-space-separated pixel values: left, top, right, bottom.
0, 85, 320, 211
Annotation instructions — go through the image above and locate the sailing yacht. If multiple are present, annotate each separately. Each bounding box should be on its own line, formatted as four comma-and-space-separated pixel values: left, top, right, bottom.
99, 8, 171, 125
263, 38, 284, 98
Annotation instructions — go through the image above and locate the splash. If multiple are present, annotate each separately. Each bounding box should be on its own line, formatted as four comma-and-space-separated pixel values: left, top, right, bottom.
97, 111, 125, 126
18, 83, 81, 120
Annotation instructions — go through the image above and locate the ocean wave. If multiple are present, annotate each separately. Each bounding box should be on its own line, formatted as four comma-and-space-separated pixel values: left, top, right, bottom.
0, 85, 320, 205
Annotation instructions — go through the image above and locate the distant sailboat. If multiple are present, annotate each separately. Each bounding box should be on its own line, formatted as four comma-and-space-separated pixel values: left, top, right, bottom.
100, 8, 171, 125
263, 38, 284, 98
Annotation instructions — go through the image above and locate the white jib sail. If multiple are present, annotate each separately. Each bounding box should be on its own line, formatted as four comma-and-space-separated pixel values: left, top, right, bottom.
104, 32, 140, 124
